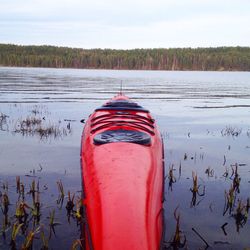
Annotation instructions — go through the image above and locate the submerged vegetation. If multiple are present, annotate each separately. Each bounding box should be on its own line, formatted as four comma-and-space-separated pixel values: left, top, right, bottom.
1, 44, 250, 71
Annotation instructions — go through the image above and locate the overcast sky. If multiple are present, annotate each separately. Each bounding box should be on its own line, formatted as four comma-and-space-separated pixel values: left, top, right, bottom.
1, 0, 250, 49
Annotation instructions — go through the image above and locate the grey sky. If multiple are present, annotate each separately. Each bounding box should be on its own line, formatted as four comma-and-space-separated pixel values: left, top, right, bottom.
1, 0, 250, 49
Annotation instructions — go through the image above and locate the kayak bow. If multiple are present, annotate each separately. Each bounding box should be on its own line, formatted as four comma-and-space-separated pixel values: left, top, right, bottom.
80, 94, 164, 250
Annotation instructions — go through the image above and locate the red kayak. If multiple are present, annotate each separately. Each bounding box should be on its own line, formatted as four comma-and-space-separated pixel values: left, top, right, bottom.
80, 94, 164, 250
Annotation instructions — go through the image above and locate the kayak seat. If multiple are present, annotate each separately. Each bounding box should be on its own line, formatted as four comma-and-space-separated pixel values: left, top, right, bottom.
95, 100, 149, 112
93, 129, 151, 145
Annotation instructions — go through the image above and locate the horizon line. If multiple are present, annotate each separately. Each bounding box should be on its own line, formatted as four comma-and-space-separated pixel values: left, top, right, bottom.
1, 42, 250, 51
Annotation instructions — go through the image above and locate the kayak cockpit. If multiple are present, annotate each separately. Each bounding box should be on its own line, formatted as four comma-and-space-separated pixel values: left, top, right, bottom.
93, 129, 151, 145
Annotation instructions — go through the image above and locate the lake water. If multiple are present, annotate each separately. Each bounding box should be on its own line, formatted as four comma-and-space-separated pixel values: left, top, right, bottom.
0, 67, 250, 249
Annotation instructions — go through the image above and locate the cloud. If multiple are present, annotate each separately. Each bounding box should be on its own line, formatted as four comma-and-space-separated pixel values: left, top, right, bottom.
2, 0, 248, 24
0, 0, 250, 48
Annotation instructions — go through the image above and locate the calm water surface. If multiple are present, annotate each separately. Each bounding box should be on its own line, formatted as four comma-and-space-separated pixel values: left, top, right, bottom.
0, 67, 250, 249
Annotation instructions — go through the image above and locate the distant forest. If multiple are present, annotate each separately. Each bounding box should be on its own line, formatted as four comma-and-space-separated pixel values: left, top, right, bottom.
0, 44, 250, 71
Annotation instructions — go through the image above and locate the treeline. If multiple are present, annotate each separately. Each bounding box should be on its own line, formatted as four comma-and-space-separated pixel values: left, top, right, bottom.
1, 43, 250, 71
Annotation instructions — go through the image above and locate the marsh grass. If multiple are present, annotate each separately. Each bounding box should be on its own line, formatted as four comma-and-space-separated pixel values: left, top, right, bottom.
56, 180, 65, 209
30, 105, 50, 117
40, 228, 49, 250
223, 185, 235, 215
168, 165, 176, 191
71, 239, 83, 250
233, 199, 249, 233
164, 207, 186, 249
163, 159, 249, 248
13, 116, 72, 140
190, 172, 205, 207
223, 164, 247, 226
1, 108, 250, 249
66, 191, 75, 222
0, 113, 8, 121
247, 129, 250, 138
1, 106, 71, 141
221, 126, 242, 137
0, 113, 9, 131
1, 160, 250, 249
0, 176, 82, 250
205, 167, 214, 177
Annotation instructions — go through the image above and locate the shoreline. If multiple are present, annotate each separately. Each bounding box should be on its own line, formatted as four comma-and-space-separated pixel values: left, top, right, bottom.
1, 65, 250, 73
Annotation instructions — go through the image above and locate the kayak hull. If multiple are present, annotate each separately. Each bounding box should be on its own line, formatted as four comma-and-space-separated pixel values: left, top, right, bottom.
80, 95, 164, 250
